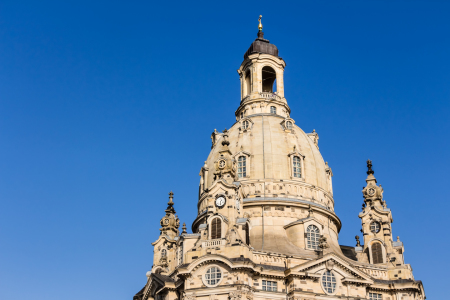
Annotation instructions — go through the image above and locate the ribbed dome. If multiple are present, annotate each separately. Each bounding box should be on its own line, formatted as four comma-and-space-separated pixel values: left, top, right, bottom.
204, 113, 334, 210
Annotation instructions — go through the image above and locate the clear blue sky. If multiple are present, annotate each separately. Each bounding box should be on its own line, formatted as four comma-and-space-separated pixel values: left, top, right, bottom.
0, 1, 448, 299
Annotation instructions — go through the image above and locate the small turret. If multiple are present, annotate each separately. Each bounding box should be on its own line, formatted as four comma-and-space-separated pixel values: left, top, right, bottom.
160, 191, 180, 239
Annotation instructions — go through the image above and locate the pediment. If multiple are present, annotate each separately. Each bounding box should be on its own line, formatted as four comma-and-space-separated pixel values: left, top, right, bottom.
287, 253, 373, 284
207, 179, 238, 195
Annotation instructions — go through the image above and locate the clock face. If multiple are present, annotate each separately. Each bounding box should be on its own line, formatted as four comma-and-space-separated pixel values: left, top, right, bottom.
368, 188, 376, 196
218, 160, 226, 169
215, 196, 226, 208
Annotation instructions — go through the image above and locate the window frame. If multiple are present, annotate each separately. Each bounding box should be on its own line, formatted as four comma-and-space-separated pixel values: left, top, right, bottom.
288, 151, 305, 180
238, 156, 247, 178
210, 217, 222, 240
161, 249, 167, 257
306, 224, 321, 250
321, 270, 337, 295
270, 106, 277, 114
369, 292, 383, 300
262, 280, 277, 291
202, 265, 223, 287
370, 221, 381, 233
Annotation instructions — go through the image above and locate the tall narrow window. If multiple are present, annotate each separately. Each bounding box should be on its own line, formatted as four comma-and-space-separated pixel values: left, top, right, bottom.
245, 223, 250, 246
306, 225, 320, 250
243, 120, 249, 130
270, 106, 276, 114
238, 156, 247, 178
293, 156, 302, 178
245, 70, 251, 96
372, 242, 383, 264
211, 218, 222, 239
161, 249, 167, 257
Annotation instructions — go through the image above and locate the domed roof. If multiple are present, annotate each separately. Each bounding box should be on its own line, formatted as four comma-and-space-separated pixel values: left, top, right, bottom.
204, 114, 333, 206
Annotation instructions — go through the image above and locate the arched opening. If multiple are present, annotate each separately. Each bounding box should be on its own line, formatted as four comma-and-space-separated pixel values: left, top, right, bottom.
306, 225, 320, 250
262, 66, 277, 93
211, 217, 222, 239
244, 69, 251, 96
372, 242, 383, 264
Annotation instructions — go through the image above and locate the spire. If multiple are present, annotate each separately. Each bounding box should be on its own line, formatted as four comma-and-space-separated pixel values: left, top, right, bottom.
160, 191, 180, 238
165, 191, 176, 215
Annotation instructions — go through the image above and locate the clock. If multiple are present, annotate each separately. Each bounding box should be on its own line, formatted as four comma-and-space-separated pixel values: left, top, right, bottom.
218, 160, 226, 169
215, 196, 226, 208
368, 188, 376, 196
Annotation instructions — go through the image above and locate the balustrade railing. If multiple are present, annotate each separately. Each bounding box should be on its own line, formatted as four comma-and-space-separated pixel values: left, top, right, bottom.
202, 238, 226, 248
259, 92, 281, 100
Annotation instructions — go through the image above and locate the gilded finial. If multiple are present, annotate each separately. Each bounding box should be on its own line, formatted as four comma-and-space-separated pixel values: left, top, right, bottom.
258, 15, 263, 31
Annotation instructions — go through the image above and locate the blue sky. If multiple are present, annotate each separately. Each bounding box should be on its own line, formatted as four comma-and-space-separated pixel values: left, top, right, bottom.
0, 1, 448, 299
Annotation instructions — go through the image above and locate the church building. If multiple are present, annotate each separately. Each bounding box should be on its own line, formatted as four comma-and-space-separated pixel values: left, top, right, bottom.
133, 17, 426, 300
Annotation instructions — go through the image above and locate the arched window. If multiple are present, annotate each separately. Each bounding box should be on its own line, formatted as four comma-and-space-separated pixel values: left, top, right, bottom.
161, 249, 167, 257
244, 70, 251, 96
244, 223, 250, 246
270, 106, 277, 114
211, 218, 222, 239
306, 225, 320, 250
372, 242, 383, 264
243, 120, 249, 130
262, 66, 276, 93
293, 156, 302, 178
286, 121, 293, 130
238, 156, 247, 178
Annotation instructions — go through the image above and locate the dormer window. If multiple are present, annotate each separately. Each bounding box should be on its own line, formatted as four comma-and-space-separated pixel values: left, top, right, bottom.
270, 106, 277, 114
286, 121, 293, 130
243, 120, 249, 130
306, 224, 320, 250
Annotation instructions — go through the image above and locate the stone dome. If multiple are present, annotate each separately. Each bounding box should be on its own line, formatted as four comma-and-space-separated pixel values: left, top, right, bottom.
203, 113, 334, 211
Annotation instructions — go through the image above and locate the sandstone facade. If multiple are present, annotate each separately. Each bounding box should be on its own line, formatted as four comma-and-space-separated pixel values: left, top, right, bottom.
133, 20, 425, 300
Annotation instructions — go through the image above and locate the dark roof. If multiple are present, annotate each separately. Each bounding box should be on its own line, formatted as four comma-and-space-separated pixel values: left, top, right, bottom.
153, 273, 175, 283
340, 245, 358, 261
256, 264, 286, 271
133, 286, 145, 300
374, 279, 421, 285
244, 31, 279, 60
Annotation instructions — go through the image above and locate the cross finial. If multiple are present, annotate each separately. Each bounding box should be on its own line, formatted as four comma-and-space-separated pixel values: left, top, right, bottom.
258, 15, 263, 31
366, 159, 374, 175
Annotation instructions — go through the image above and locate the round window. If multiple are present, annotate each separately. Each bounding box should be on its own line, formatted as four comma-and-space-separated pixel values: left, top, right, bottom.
204, 266, 222, 286
370, 221, 381, 233
321, 270, 337, 294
